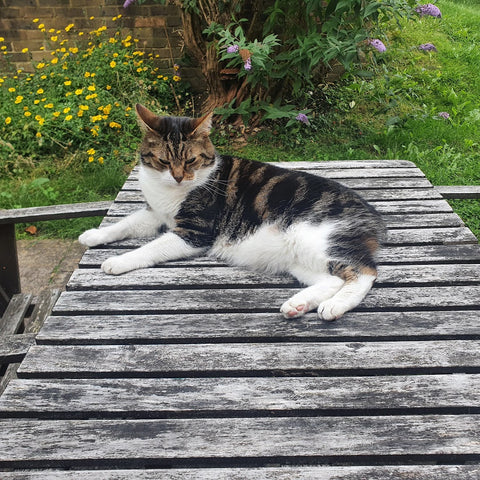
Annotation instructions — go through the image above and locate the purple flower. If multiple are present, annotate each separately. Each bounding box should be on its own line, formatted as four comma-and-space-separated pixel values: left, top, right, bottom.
369, 39, 386, 53
416, 4, 442, 18
226, 45, 239, 54
123, 0, 136, 8
244, 57, 252, 71
296, 113, 310, 125
438, 111, 450, 119
419, 43, 437, 52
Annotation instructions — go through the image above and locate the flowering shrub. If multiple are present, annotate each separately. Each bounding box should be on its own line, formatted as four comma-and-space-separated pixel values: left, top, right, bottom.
415, 4, 442, 18
0, 16, 188, 167
418, 43, 437, 52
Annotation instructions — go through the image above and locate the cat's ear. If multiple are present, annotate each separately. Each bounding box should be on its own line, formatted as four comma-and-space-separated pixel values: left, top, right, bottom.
190, 112, 213, 137
135, 104, 165, 133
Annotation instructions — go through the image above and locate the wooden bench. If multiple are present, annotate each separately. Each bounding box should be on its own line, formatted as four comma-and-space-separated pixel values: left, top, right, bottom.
0, 160, 479, 478
435, 185, 480, 199
0, 201, 112, 314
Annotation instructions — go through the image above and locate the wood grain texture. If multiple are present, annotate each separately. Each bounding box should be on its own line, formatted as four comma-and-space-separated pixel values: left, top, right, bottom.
1, 466, 479, 480
1, 374, 478, 415
35, 310, 480, 343
0, 416, 479, 465
66, 264, 480, 291
50, 286, 480, 315
16, 340, 480, 376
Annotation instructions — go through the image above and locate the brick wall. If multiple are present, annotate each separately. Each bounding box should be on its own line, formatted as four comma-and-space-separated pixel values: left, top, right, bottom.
0, 0, 204, 90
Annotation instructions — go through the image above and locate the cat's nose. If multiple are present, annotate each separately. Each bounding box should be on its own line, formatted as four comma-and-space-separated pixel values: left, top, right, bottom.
173, 174, 183, 183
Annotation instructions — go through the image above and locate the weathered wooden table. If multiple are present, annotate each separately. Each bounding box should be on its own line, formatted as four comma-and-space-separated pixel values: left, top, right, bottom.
1, 160, 479, 479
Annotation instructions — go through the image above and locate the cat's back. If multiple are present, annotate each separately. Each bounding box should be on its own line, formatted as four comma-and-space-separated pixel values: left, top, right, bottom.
217, 155, 381, 224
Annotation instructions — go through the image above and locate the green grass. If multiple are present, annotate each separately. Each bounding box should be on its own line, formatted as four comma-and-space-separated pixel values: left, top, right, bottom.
1, 0, 479, 239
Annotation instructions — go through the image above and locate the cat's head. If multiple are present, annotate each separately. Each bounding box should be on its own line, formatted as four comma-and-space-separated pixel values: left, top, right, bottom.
136, 103, 216, 184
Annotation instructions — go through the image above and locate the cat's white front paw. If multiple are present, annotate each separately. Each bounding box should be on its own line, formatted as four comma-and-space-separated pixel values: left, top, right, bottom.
101, 255, 136, 275
318, 299, 346, 321
79, 228, 108, 247
280, 298, 310, 319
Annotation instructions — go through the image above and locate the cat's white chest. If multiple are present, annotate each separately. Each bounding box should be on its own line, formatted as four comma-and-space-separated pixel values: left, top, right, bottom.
139, 166, 189, 228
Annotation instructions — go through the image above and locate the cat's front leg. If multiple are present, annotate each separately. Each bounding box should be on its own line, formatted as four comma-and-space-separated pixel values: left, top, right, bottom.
79, 208, 162, 247
101, 232, 204, 275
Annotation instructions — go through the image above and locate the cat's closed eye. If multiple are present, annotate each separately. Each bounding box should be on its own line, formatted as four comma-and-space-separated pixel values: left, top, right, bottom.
185, 157, 196, 165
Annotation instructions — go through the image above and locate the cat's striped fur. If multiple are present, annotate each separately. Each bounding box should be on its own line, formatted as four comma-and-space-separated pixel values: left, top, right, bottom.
79, 104, 386, 320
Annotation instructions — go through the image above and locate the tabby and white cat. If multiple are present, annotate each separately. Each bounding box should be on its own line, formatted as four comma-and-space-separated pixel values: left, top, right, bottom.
79, 104, 386, 320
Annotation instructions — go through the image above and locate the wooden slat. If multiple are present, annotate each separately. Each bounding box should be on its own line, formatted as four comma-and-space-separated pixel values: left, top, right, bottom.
89, 225, 479, 246
123, 176, 434, 191
1, 466, 478, 480
50, 286, 480, 315
66, 264, 480, 291
0, 293, 32, 335
35, 310, 480, 343
16, 340, 480, 376
0, 201, 112, 224
115, 188, 444, 203
1, 374, 478, 416
436, 185, 480, 199
78, 244, 480, 267
0, 334, 36, 363
0, 415, 478, 466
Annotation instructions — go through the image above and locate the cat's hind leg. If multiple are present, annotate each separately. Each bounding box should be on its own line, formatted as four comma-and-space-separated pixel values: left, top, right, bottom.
79, 208, 163, 247
280, 273, 344, 319
318, 264, 377, 321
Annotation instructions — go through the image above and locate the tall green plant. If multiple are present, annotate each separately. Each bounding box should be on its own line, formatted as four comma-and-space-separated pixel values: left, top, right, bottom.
133, 0, 414, 123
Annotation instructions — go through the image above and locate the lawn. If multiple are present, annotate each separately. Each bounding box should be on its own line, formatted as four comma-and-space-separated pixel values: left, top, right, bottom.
0, 0, 479, 239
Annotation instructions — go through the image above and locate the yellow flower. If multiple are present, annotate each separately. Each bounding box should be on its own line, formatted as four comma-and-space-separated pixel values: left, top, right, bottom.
65, 114, 73, 121
24, 111, 32, 117
85, 94, 97, 100
75, 88, 83, 95
51, 57, 59, 64
36, 62, 45, 69
5, 117, 12, 125
51, 36, 58, 42
98, 157, 104, 164
77, 110, 84, 117
79, 105, 89, 111
110, 60, 116, 68
89, 16, 95, 20
36, 88, 44, 94
109, 121, 121, 129
84, 72, 91, 78
87, 148, 96, 155
53, 111, 60, 117
106, 85, 112, 90
64, 80, 72, 86
88, 156, 94, 163
41, 75, 47, 80
87, 85, 95, 91
8, 87, 16, 93
63, 107, 71, 113
44, 103, 54, 108
65, 24, 74, 32
173, 75, 181, 82
32, 19, 39, 23
69, 47, 78, 54
14, 95, 23, 104
36, 132, 42, 138
22, 48, 29, 53
90, 127, 99, 137
38, 24, 45, 29
34, 99, 40, 105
